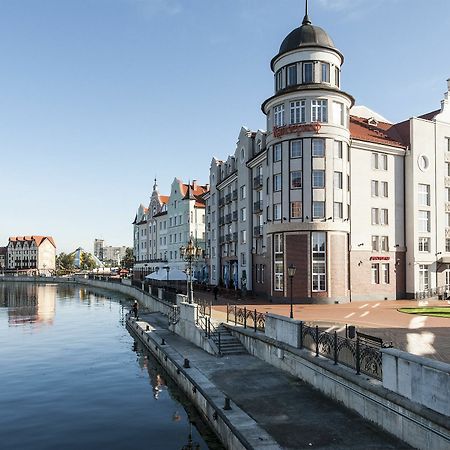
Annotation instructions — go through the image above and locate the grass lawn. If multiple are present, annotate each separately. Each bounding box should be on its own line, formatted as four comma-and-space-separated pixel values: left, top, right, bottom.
398, 307, 450, 318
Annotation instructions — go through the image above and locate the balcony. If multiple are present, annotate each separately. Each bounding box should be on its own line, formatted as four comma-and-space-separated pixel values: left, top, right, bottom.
232, 190, 238, 200
225, 214, 232, 224
254, 226, 263, 237
232, 232, 238, 242
253, 175, 263, 190
225, 233, 232, 242
225, 193, 232, 204
232, 210, 238, 221
253, 200, 263, 213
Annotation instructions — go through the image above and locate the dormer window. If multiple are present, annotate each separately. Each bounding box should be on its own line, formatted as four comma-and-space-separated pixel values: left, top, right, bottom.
287, 64, 297, 87
321, 63, 330, 83
368, 117, 379, 127
303, 62, 314, 83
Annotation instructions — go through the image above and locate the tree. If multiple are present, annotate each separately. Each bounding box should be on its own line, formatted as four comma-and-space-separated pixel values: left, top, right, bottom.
80, 252, 97, 271
121, 247, 134, 269
56, 252, 76, 274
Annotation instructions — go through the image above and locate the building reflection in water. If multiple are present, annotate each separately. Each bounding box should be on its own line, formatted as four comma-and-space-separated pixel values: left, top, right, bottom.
0, 283, 56, 326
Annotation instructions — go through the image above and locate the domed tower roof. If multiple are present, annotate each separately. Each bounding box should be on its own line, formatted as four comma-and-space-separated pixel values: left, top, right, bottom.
271, 4, 343, 69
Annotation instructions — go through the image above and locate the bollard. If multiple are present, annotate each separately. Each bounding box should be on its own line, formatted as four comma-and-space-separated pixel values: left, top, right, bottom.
223, 397, 232, 410
161, 338, 166, 345
183, 358, 190, 368
315, 325, 319, 357
244, 307, 247, 329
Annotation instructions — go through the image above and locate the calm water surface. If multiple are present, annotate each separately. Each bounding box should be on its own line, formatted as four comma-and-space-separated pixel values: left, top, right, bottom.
0, 282, 222, 450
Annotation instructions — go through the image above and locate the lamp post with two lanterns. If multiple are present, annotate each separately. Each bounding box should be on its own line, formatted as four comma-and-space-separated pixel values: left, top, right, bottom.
180, 237, 203, 304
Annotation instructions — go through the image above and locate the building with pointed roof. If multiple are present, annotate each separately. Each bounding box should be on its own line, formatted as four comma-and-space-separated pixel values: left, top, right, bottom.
5, 236, 56, 275
132, 178, 209, 280
204, 3, 450, 301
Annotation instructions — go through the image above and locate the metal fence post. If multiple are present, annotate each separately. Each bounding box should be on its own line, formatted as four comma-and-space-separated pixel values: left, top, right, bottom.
254, 309, 257, 332
334, 331, 338, 365
226, 304, 229, 323
218, 332, 221, 354
208, 317, 211, 338
315, 325, 319, 357
234, 305, 237, 326
356, 337, 361, 375
300, 322, 303, 349
244, 307, 247, 329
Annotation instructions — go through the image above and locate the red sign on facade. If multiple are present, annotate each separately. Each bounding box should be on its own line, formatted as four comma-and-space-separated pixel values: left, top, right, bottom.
273, 123, 321, 138
369, 256, 390, 261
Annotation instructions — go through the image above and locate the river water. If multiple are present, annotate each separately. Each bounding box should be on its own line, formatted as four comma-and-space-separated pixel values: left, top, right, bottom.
0, 282, 222, 450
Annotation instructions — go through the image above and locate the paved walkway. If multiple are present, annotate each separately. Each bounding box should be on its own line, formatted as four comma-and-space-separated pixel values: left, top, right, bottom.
136, 311, 411, 450
202, 294, 450, 364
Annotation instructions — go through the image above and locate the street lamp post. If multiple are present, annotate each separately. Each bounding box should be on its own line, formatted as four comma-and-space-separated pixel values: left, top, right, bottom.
180, 237, 203, 304
287, 264, 297, 319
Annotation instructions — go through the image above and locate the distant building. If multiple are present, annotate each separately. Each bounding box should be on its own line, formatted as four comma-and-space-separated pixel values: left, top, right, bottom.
93, 239, 104, 260
102, 246, 127, 265
132, 178, 208, 280
0, 247, 7, 270
6, 236, 56, 275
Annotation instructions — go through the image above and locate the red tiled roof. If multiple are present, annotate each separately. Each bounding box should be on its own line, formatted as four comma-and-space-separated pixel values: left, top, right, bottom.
159, 195, 169, 204
9, 236, 56, 248
350, 116, 406, 149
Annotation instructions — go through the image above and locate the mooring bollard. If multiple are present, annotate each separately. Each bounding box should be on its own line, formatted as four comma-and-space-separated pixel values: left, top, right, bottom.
161, 338, 166, 345
223, 396, 231, 410
183, 358, 190, 368
146, 325, 150, 331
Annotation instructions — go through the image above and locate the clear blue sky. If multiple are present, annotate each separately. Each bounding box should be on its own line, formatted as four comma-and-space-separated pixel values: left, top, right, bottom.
1, 0, 449, 254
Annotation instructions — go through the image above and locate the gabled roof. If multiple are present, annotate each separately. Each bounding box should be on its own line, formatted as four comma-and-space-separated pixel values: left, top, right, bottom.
350, 116, 406, 149
9, 236, 56, 248
159, 195, 169, 204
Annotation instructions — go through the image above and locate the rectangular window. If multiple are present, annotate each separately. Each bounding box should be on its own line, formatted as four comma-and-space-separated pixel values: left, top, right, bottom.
273, 143, 282, 162
335, 67, 340, 87
274, 234, 284, 291
291, 201, 302, 218
418, 210, 430, 232
371, 180, 379, 197
312, 232, 326, 292
275, 70, 282, 91
446, 137, 450, 152
334, 171, 343, 189
303, 62, 313, 83
240, 185, 246, 199
371, 264, 380, 284
334, 140, 343, 158
447, 162, 450, 177
447, 213, 450, 227
381, 181, 388, 198
446, 238, 450, 253
241, 252, 246, 266
371, 208, 379, 225
312, 201, 325, 219
240, 207, 246, 222
240, 230, 246, 244
273, 203, 282, 220
446, 188, 450, 202
321, 62, 330, 83
274, 104, 285, 127
290, 140, 302, 158
419, 265, 429, 291
380, 209, 388, 225
371, 153, 379, 170
312, 139, 325, 157
381, 154, 388, 170
273, 173, 282, 191
290, 100, 306, 124
333, 202, 343, 218
290, 170, 302, 189
372, 235, 379, 251
287, 64, 297, 86
312, 170, 325, 188
311, 99, 328, 122
381, 263, 390, 284
333, 101, 344, 126
418, 184, 430, 206
418, 237, 430, 252
380, 236, 389, 251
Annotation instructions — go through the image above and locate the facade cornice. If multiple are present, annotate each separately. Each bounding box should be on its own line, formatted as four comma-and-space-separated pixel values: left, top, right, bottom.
216, 172, 237, 190
246, 149, 267, 168
350, 138, 407, 155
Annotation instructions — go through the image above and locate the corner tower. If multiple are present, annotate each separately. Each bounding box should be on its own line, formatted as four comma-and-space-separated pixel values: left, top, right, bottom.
261, 4, 354, 303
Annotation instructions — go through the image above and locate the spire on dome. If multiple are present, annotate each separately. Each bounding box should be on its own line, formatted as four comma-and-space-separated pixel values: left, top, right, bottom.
302, 0, 311, 25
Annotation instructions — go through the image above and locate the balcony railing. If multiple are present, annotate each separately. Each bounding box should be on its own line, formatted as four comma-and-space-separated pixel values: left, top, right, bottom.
225, 214, 232, 224
253, 200, 263, 213
232, 232, 238, 242
232, 211, 238, 221
225, 193, 232, 204
232, 190, 238, 200
219, 216, 225, 226
253, 175, 263, 190
219, 197, 225, 207
253, 226, 263, 237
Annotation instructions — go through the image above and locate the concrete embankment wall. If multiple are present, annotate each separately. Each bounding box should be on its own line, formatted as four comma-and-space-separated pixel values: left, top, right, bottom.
127, 316, 279, 450
228, 322, 450, 450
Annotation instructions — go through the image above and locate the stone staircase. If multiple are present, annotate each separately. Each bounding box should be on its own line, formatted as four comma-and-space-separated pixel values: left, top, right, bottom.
210, 324, 247, 356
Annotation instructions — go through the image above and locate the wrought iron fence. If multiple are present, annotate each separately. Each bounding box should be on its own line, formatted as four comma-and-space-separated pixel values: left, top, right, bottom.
195, 297, 211, 318
226, 305, 266, 332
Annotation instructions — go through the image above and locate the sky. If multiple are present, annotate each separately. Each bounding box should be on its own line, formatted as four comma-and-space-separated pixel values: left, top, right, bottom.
1, 0, 449, 254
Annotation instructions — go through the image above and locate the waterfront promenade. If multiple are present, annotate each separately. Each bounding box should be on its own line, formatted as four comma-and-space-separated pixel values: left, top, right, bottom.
130, 311, 411, 450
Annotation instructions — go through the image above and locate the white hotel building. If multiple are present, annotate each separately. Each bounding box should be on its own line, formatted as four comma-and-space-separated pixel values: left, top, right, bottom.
205, 10, 450, 302
133, 179, 208, 280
